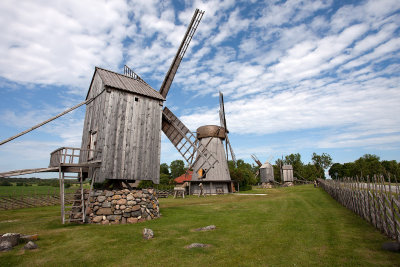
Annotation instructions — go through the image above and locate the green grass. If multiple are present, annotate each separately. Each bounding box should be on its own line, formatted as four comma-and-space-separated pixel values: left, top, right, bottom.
0, 185, 84, 196
0, 185, 399, 266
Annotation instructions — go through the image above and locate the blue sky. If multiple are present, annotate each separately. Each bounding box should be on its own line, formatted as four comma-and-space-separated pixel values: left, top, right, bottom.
0, 0, 399, 178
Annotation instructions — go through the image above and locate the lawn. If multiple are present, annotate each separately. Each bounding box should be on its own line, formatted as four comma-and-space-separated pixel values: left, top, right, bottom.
0, 185, 399, 266
0, 184, 85, 196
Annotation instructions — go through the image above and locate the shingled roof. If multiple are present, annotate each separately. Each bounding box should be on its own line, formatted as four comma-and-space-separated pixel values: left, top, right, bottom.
174, 170, 193, 184
87, 67, 165, 101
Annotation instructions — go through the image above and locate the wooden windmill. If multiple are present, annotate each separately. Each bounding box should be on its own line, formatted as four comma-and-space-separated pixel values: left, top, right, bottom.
187, 92, 236, 195
251, 154, 275, 184
79, 9, 208, 185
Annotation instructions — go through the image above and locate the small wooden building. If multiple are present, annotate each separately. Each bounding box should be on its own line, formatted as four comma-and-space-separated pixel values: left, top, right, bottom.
260, 161, 274, 183
79, 67, 165, 183
282, 165, 294, 182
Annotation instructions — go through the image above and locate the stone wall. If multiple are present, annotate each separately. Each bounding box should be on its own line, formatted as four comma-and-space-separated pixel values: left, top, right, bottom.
86, 189, 160, 225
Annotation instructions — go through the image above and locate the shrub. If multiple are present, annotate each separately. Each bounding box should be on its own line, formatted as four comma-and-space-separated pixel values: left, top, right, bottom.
0, 181, 12, 186
16, 182, 24, 186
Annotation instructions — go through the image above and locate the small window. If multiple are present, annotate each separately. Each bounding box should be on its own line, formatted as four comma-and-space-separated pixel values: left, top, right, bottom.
135, 97, 139, 102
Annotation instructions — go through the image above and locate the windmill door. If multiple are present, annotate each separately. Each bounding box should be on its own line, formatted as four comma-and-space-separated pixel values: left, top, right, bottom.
88, 130, 97, 161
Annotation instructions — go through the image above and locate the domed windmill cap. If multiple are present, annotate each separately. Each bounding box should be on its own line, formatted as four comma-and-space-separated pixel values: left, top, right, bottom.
196, 125, 227, 139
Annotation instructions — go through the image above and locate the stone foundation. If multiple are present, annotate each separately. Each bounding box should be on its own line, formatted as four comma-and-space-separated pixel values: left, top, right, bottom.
85, 189, 160, 224
261, 182, 273, 189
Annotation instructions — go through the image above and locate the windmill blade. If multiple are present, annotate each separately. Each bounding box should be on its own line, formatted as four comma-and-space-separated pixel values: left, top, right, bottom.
226, 135, 236, 166
219, 91, 227, 130
159, 9, 204, 99
162, 107, 217, 173
251, 154, 262, 167
219, 91, 231, 163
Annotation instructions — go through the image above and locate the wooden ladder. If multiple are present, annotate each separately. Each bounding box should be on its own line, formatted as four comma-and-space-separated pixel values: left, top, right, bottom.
59, 168, 86, 224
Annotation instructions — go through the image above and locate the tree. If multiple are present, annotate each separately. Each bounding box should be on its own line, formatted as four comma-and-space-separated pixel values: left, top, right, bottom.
381, 160, 399, 181
160, 163, 170, 176
228, 159, 257, 191
170, 160, 185, 178
328, 163, 343, 179
312, 152, 332, 179
159, 173, 172, 185
284, 153, 304, 179
354, 154, 384, 178
302, 163, 319, 180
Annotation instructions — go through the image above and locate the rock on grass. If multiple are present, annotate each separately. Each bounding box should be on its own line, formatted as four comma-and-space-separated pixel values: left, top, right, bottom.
185, 243, 211, 249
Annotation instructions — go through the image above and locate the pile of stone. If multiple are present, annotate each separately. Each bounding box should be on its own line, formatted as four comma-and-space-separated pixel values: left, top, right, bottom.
0, 233, 38, 251
261, 182, 273, 189
86, 189, 160, 225
282, 182, 294, 187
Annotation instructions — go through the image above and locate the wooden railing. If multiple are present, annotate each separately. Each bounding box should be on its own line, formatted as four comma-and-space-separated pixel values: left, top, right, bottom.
49, 147, 97, 167
319, 176, 400, 241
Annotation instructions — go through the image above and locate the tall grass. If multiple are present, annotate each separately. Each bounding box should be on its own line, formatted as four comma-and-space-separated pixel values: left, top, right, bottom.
0, 185, 399, 266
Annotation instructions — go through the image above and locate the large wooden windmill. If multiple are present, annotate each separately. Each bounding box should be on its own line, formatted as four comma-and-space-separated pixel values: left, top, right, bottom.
187, 92, 236, 194
78, 9, 208, 185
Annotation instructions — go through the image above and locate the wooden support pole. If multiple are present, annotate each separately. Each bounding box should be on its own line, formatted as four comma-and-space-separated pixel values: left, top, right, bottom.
0, 99, 90, 146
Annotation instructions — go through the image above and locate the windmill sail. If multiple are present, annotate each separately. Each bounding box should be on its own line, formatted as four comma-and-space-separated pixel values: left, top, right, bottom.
219, 91, 236, 165
159, 9, 204, 98
251, 154, 262, 167
162, 107, 217, 173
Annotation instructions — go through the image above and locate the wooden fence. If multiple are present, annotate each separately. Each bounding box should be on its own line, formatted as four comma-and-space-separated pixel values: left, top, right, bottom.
0, 191, 74, 210
319, 176, 400, 241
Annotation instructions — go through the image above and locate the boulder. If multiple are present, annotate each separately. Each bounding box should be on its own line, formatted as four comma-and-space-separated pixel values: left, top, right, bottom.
112, 194, 122, 200
143, 228, 154, 240
102, 201, 111, 208
131, 211, 141, 217
132, 205, 140, 211
0, 241, 13, 251
96, 208, 113, 215
92, 216, 103, 223
194, 225, 217, 232
97, 196, 106, 202
23, 241, 38, 250
117, 199, 127, 205
185, 243, 211, 249
1, 233, 20, 247
127, 200, 136, 206
127, 218, 138, 224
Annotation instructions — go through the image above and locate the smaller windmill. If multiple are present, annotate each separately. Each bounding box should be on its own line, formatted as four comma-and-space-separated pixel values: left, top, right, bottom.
188, 92, 236, 195
251, 154, 275, 187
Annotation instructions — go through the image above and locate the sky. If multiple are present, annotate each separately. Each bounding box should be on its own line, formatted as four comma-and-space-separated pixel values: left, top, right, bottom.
0, 0, 399, 178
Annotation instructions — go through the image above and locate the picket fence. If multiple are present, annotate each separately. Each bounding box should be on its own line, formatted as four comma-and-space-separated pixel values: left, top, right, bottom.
319, 176, 400, 241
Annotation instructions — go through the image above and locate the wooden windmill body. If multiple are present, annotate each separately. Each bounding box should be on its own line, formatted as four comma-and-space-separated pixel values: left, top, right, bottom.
78, 9, 210, 185
190, 125, 232, 194
251, 154, 275, 184
79, 67, 164, 183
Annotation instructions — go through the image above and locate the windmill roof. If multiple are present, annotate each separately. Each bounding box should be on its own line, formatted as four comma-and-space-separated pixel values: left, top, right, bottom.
260, 162, 273, 169
174, 171, 193, 183
282, 165, 293, 170
87, 67, 165, 101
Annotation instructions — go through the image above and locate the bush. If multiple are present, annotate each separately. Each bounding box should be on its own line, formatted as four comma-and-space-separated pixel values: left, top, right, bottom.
16, 182, 24, 186
0, 181, 12, 186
